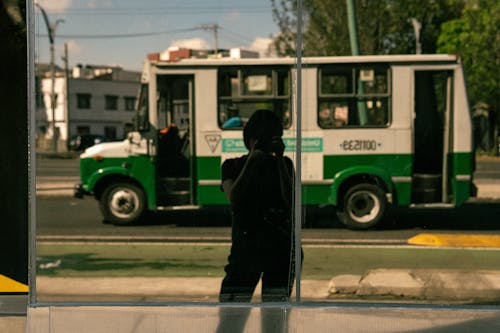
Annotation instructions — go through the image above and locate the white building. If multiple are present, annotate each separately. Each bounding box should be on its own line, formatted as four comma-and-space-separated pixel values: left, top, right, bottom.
36, 64, 141, 152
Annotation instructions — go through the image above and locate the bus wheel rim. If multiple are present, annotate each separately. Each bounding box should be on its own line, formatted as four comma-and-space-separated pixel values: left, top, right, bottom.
110, 189, 139, 218
347, 190, 380, 223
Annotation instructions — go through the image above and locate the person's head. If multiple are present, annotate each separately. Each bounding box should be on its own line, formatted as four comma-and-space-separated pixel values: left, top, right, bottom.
243, 109, 283, 150
227, 103, 239, 118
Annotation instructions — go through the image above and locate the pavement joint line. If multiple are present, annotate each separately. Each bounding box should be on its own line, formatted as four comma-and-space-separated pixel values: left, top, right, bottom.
36, 236, 407, 247
35, 241, 500, 250
36, 235, 404, 243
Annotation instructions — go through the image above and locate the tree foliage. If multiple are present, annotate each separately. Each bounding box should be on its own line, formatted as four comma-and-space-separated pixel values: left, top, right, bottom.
270, 0, 465, 56
437, 0, 500, 113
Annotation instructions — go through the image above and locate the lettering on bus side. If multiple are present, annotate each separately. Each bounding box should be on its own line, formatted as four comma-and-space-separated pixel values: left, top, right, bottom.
340, 140, 380, 151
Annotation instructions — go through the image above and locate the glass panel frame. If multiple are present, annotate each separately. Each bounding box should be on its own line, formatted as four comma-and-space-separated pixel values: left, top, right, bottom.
27, 1, 500, 325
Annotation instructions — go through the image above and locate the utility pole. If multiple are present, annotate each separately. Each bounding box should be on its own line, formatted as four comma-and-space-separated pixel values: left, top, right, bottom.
345, 0, 368, 125
201, 23, 219, 56
346, 0, 360, 56
62, 43, 70, 150
35, 4, 64, 152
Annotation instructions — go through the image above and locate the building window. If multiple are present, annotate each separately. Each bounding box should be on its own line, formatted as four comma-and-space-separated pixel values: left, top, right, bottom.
35, 77, 43, 108
124, 97, 136, 111
105, 95, 119, 110
76, 94, 91, 109
76, 126, 90, 135
104, 126, 117, 139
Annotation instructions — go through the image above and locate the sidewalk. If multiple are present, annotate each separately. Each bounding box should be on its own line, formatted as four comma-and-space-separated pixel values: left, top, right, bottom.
25, 271, 500, 332
35, 269, 500, 304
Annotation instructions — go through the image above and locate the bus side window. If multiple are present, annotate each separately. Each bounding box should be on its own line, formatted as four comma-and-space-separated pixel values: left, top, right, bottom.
318, 65, 390, 129
218, 67, 291, 130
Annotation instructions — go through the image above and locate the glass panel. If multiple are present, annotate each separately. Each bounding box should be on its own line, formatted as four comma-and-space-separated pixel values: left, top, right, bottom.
35, 1, 296, 312
318, 65, 390, 128
217, 69, 238, 97
136, 84, 149, 132
104, 95, 118, 110
357, 67, 389, 94
277, 70, 290, 96
31, 0, 500, 328
318, 100, 350, 128
320, 67, 353, 95
218, 67, 291, 129
242, 69, 272, 95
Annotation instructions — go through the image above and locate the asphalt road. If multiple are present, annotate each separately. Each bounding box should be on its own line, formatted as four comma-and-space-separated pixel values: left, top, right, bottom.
36, 195, 500, 244
35, 155, 500, 243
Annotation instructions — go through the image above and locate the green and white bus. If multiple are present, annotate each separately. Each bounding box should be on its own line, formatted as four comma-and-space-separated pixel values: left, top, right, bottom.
74, 54, 476, 229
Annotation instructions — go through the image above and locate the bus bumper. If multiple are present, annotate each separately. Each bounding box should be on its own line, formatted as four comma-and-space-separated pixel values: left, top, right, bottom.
74, 184, 89, 199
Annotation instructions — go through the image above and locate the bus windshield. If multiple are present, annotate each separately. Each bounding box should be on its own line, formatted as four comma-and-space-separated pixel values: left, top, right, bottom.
135, 84, 149, 132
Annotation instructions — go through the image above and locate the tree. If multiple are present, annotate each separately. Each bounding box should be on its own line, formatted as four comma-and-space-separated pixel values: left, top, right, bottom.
437, 0, 500, 153
270, 0, 465, 56
270, 0, 299, 56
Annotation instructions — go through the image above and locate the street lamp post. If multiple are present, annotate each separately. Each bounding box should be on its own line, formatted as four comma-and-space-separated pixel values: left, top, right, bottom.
36, 4, 64, 152
410, 18, 422, 55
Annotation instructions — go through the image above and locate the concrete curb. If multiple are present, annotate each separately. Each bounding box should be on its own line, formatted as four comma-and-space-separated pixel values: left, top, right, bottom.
36, 269, 500, 302
329, 269, 500, 301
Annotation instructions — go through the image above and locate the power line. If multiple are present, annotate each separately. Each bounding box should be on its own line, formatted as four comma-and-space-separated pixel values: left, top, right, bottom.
41, 6, 270, 16
36, 27, 200, 39
35, 24, 263, 45
219, 26, 256, 44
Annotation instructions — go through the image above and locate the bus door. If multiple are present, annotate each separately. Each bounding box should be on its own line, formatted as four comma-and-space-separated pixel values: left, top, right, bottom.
412, 70, 453, 204
155, 75, 195, 207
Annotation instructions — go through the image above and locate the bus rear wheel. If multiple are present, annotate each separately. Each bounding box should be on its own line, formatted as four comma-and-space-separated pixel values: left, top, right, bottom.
99, 182, 146, 225
337, 183, 387, 229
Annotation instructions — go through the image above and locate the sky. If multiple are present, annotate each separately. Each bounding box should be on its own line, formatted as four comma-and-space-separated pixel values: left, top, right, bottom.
35, 0, 280, 71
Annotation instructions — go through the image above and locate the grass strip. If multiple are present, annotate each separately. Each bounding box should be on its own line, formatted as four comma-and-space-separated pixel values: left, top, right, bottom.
37, 243, 500, 280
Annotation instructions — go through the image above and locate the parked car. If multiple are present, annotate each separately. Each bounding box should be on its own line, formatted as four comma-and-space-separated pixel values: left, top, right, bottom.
69, 134, 108, 151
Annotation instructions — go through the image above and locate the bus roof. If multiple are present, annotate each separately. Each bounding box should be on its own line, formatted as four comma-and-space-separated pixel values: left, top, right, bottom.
148, 54, 460, 67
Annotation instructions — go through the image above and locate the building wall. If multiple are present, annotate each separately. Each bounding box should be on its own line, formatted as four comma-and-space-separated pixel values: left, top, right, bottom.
68, 78, 139, 139
37, 73, 140, 152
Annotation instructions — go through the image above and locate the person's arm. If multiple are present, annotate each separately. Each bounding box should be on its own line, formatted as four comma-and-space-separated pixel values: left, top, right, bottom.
270, 136, 293, 210
276, 156, 294, 210
222, 144, 266, 205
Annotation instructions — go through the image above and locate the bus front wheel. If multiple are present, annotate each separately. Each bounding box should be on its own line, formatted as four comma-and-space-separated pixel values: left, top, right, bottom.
99, 182, 146, 225
337, 183, 387, 229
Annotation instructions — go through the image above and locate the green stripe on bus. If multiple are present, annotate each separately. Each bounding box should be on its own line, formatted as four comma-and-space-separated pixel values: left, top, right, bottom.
197, 156, 221, 179
197, 185, 227, 204
324, 153, 412, 179
324, 154, 412, 206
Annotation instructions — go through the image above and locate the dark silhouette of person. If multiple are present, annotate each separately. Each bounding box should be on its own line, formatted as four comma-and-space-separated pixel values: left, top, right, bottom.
157, 123, 188, 177
216, 109, 297, 332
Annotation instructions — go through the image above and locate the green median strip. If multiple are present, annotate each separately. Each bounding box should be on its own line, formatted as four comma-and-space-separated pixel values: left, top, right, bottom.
408, 233, 500, 248
37, 243, 500, 280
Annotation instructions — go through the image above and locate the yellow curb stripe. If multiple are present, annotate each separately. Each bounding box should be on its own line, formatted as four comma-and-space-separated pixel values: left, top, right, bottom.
408, 233, 500, 248
0, 274, 28, 293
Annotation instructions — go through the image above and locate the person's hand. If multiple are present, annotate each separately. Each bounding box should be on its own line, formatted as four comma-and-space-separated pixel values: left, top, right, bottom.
271, 137, 285, 157
250, 140, 266, 158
